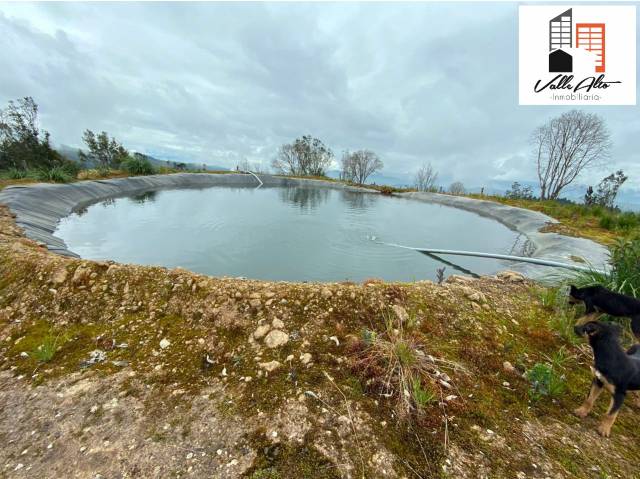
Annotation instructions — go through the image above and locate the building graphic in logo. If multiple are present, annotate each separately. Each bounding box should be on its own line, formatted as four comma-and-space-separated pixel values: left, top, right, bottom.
549, 9, 573, 72
576, 23, 605, 72
547, 9, 606, 73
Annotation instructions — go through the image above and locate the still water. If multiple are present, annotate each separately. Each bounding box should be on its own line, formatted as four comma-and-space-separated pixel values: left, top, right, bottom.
55, 186, 524, 282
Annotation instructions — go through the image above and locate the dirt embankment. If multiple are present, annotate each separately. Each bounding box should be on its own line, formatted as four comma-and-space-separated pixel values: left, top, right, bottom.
0, 204, 639, 478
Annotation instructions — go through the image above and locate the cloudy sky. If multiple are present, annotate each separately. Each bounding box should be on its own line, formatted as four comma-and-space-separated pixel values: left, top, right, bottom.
1, 2, 639, 189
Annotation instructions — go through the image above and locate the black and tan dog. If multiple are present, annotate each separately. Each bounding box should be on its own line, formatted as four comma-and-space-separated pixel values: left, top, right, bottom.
569, 285, 640, 338
573, 321, 640, 437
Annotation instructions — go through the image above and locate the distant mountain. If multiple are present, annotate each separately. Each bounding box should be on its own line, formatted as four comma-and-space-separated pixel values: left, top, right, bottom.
55, 145, 229, 172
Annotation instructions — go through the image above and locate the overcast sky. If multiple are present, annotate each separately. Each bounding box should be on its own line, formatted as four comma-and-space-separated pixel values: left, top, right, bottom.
1, 2, 639, 188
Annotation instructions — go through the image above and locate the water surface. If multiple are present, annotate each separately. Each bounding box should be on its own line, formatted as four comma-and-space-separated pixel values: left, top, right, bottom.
55, 186, 524, 282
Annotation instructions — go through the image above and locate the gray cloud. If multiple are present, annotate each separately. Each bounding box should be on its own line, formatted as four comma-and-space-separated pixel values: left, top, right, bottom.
1, 2, 638, 189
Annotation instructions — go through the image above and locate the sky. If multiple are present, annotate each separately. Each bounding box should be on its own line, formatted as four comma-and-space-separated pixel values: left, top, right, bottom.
1, 2, 639, 191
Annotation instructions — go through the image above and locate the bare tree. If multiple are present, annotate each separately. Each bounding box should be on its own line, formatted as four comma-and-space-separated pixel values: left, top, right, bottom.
272, 135, 333, 177
414, 163, 439, 192
533, 110, 611, 200
449, 181, 465, 195
340, 149, 383, 185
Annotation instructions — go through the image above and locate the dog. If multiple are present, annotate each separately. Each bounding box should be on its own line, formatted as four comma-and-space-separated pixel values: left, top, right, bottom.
569, 285, 640, 339
573, 321, 640, 437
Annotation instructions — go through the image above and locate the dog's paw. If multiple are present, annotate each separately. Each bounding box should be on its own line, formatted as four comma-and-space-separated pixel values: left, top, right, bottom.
597, 423, 611, 438
574, 406, 589, 418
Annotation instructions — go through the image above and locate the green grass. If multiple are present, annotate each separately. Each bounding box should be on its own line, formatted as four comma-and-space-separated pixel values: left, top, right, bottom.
35, 166, 73, 183
32, 333, 63, 363
120, 156, 156, 176
571, 238, 640, 297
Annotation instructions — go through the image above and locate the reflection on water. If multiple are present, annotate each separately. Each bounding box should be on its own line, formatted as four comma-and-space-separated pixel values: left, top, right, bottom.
278, 187, 330, 211
55, 186, 520, 282
131, 191, 158, 204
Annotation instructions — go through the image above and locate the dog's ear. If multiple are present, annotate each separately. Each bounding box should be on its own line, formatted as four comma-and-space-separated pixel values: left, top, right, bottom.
583, 321, 601, 337
569, 285, 578, 295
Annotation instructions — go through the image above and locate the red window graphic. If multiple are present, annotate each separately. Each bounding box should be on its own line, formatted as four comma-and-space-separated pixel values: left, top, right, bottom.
576, 23, 606, 73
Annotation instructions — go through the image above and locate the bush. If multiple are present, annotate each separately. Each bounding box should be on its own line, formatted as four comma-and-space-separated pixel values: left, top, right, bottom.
3, 167, 29, 179
36, 166, 73, 183
572, 238, 640, 297
526, 350, 569, 402
121, 156, 155, 176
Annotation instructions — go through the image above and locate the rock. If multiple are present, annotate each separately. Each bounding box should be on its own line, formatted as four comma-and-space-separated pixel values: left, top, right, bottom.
446, 275, 475, 284
264, 330, 289, 349
253, 324, 271, 339
72, 265, 91, 285
80, 349, 106, 368
51, 267, 68, 285
320, 288, 333, 299
391, 304, 409, 323
503, 361, 517, 375
300, 353, 312, 365
159, 338, 171, 349
259, 360, 282, 372
249, 299, 261, 309
272, 318, 285, 329
497, 270, 525, 283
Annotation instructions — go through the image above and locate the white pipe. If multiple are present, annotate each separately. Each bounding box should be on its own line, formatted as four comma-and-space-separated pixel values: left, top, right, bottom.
243, 171, 263, 188
377, 241, 601, 273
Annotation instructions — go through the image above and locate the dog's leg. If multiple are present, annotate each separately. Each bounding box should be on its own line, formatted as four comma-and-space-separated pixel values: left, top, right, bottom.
574, 312, 603, 327
574, 378, 603, 418
597, 390, 626, 438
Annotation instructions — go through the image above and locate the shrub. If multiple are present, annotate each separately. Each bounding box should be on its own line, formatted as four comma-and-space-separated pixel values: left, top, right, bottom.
36, 166, 73, 183
526, 361, 566, 402
121, 156, 155, 176
350, 308, 465, 420
3, 167, 29, 179
598, 215, 614, 230
572, 238, 640, 298
378, 185, 394, 196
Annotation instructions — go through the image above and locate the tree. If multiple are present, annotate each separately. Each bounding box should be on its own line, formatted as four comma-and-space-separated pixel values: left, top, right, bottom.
449, 181, 465, 195
414, 163, 439, 192
79, 130, 128, 170
533, 110, 611, 200
584, 170, 627, 209
272, 135, 333, 177
340, 149, 383, 185
505, 181, 534, 200
0, 97, 63, 170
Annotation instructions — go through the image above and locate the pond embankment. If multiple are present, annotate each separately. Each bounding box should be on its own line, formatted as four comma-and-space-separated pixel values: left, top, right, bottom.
1, 175, 636, 478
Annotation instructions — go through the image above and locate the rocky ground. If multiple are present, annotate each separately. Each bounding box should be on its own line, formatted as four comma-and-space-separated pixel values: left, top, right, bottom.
1, 204, 640, 478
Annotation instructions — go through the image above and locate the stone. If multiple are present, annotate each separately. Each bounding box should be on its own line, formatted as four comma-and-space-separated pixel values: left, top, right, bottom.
503, 361, 517, 375
264, 330, 289, 349
159, 338, 171, 349
72, 266, 91, 285
249, 299, 261, 309
272, 318, 285, 329
51, 267, 68, 285
259, 360, 282, 372
300, 353, 312, 365
253, 324, 271, 339
497, 270, 525, 283
320, 288, 333, 299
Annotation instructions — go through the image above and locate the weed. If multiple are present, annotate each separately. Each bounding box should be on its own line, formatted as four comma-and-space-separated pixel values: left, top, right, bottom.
121, 156, 156, 176
571, 238, 640, 297
36, 166, 72, 183
351, 308, 465, 419
526, 361, 566, 402
32, 333, 63, 363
